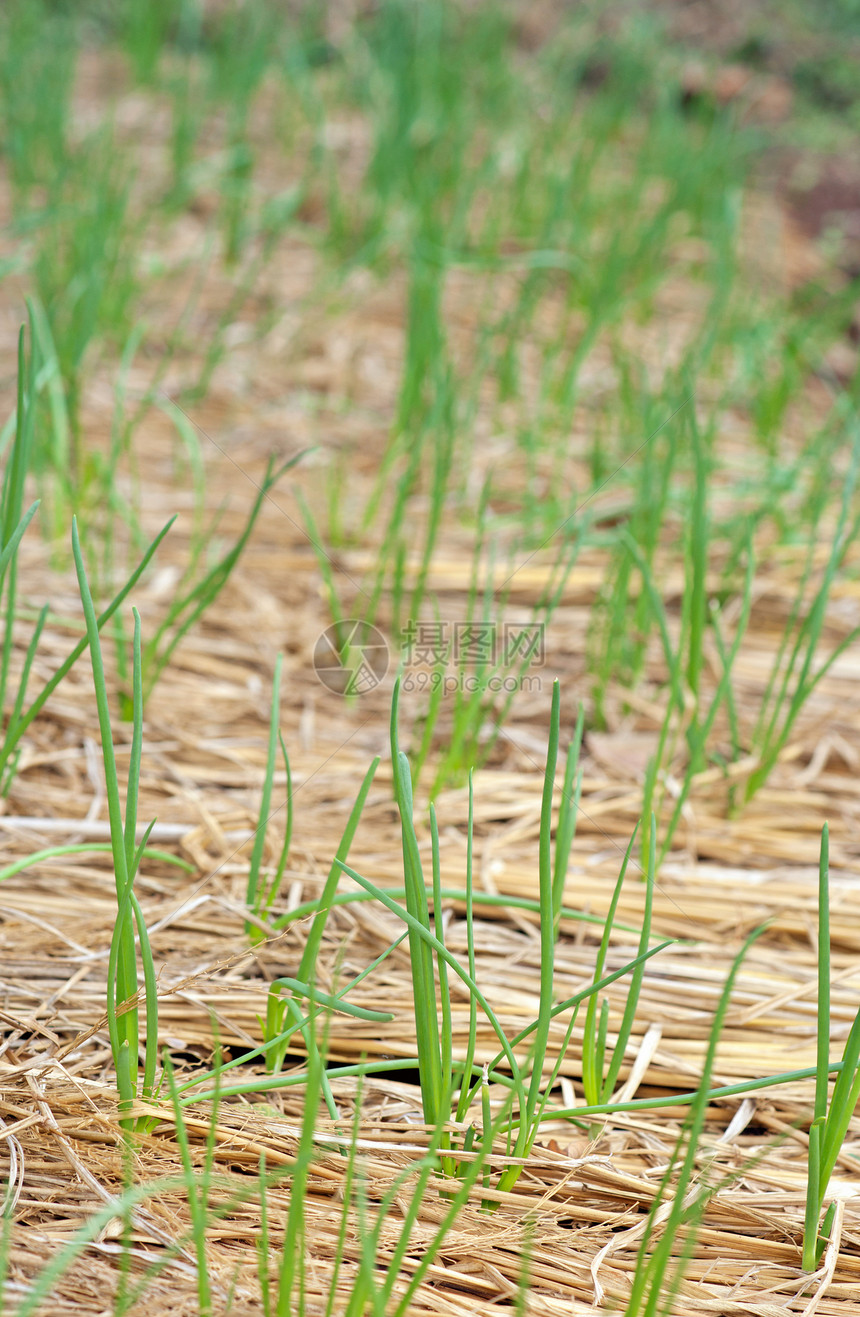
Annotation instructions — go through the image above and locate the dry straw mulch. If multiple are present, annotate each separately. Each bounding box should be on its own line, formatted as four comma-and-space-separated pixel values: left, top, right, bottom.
3, 428, 860, 1315
2, 41, 860, 1317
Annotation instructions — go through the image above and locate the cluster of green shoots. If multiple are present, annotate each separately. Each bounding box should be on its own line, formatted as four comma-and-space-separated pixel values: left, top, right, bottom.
4, 609, 857, 1309
599, 412, 860, 862
4, 0, 859, 804
2, 0, 860, 1309
2, 323, 856, 1277
0, 367, 856, 1299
